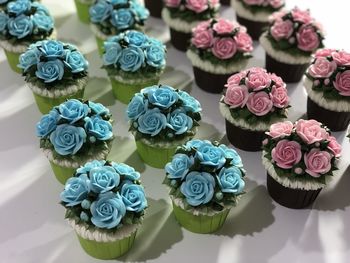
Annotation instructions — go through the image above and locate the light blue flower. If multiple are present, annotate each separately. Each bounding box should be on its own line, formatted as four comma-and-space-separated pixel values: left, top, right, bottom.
59, 99, 89, 124
88, 101, 110, 116
76, 160, 106, 175
64, 50, 88, 73
49, 124, 87, 156
110, 0, 128, 5
32, 12, 54, 32
125, 30, 148, 47
126, 93, 147, 120
148, 85, 178, 109
112, 162, 140, 181
147, 38, 164, 48
178, 90, 202, 113
130, 1, 149, 21
0, 0, 7, 4
121, 182, 147, 212
7, 0, 31, 16
137, 108, 167, 136
84, 116, 113, 140
180, 171, 215, 206
18, 48, 40, 72
89, 0, 113, 23
60, 174, 90, 206
119, 46, 145, 72
184, 139, 206, 150
167, 108, 193, 135
145, 45, 166, 68
36, 109, 59, 138
103, 41, 122, 66
165, 153, 193, 180
89, 166, 120, 193
0, 11, 9, 32
219, 144, 243, 167
90, 192, 126, 229
8, 15, 33, 39
217, 167, 245, 194
39, 40, 65, 58
196, 142, 226, 169
32, 2, 50, 16
35, 59, 64, 83
110, 8, 134, 30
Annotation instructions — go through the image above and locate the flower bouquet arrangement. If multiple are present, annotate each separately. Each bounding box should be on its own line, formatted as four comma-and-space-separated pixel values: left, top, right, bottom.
89, 0, 149, 55
232, 0, 284, 40
36, 99, 114, 184
260, 7, 324, 82
102, 30, 166, 104
74, 0, 94, 24
126, 84, 202, 168
60, 160, 147, 259
187, 18, 253, 93
19, 40, 89, 114
220, 67, 290, 151
262, 119, 342, 208
162, 0, 220, 51
144, 0, 163, 18
164, 139, 245, 233
304, 48, 350, 131
0, 0, 55, 73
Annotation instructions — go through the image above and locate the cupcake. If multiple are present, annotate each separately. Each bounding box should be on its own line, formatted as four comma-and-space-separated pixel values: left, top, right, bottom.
162, 0, 219, 51
60, 160, 147, 259
102, 30, 166, 104
262, 119, 342, 209
74, 0, 94, 24
304, 48, 350, 131
126, 85, 202, 168
36, 99, 114, 184
164, 139, 246, 233
0, 0, 55, 73
144, 0, 163, 18
220, 67, 290, 151
232, 0, 284, 40
187, 18, 253, 93
260, 7, 324, 82
89, 0, 149, 55
19, 40, 89, 114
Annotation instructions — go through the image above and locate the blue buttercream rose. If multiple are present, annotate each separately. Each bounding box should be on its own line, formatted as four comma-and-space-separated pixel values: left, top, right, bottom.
196, 143, 226, 168
167, 108, 193, 135
89, 166, 120, 193
8, 15, 33, 39
110, 0, 128, 5
165, 153, 193, 180
18, 48, 40, 72
88, 101, 110, 116
217, 167, 245, 194
125, 30, 148, 47
178, 91, 202, 113
36, 109, 59, 137
84, 116, 113, 140
0, 12, 9, 32
130, 1, 149, 20
60, 174, 90, 206
50, 124, 87, 155
147, 38, 164, 48
59, 99, 89, 124
126, 94, 147, 120
32, 13, 54, 32
148, 86, 178, 109
184, 139, 206, 150
110, 8, 134, 30
121, 182, 147, 212
90, 192, 126, 229
103, 41, 122, 66
7, 0, 30, 15
32, 2, 50, 16
145, 45, 166, 68
112, 163, 140, 181
219, 145, 243, 167
39, 40, 65, 58
35, 59, 64, 83
89, 0, 112, 23
76, 160, 106, 175
65, 50, 88, 73
137, 108, 167, 136
119, 46, 145, 72
180, 171, 215, 206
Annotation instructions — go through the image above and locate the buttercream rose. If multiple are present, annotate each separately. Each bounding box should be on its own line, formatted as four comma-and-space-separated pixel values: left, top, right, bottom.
266, 121, 293, 139
213, 19, 234, 35
65, 50, 88, 73
36, 110, 59, 137
291, 8, 312, 24
119, 46, 145, 72
217, 167, 245, 194
271, 140, 302, 169
234, 32, 253, 52
32, 13, 54, 32
196, 142, 226, 168
120, 182, 147, 212
212, 37, 237, 59
126, 94, 147, 120
60, 175, 90, 206
7, 0, 30, 16
308, 58, 336, 78
89, 0, 112, 23
40, 40, 65, 58
191, 28, 213, 49
332, 51, 350, 66
270, 19, 293, 41
84, 116, 113, 140
219, 144, 243, 167
246, 92, 273, 116
137, 108, 167, 136
145, 45, 166, 68
268, 0, 283, 8
59, 99, 89, 124
295, 119, 327, 144
125, 30, 148, 47
35, 59, 65, 83
88, 101, 110, 116
184, 139, 205, 150
225, 71, 246, 87
296, 25, 320, 52
186, 0, 208, 13
76, 160, 106, 174
166, 153, 194, 180
110, 8, 134, 30
304, 149, 332, 178
112, 163, 141, 181
89, 166, 120, 193
224, 85, 249, 108
327, 136, 342, 158
334, 70, 350, 96
271, 86, 289, 108
178, 91, 202, 113
18, 49, 40, 72
148, 86, 178, 108
103, 41, 122, 65
8, 15, 33, 39
315, 48, 336, 58
167, 108, 193, 135
245, 70, 271, 91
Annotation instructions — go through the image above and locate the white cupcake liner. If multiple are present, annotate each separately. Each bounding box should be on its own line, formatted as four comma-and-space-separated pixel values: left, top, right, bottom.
161, 8, 203, 33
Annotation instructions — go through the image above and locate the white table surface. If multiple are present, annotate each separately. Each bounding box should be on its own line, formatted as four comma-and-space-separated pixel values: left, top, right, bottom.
1, 1, 350, 262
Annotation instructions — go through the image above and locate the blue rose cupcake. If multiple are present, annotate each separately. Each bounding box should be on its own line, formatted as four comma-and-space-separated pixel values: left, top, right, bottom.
126, 85, 202, 168
164, 139, 246, 233
0, 0, 55, 73
19, 40, 89, 114
102, 30, 167, 104
60, 160, 147, 259
89, 0, 149, 55
36, 99, 114, 184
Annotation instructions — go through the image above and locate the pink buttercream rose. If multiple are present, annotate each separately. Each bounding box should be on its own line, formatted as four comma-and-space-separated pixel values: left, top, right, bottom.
291, 8, 313, 24
327, 136, 342, 158
213, 19, 235, 35
164, 0, 181, 7
209, 0, 220, 7
270, 73, 286, 88
186, 0, 208, 13
234, 32, 253, 52
308, 57, 337, 78
225, 71, 247, 87
246, 92, 273, 116
304, 149, 332, 178
333, 70, 350, 96
295, 119, 328, 144
270, 19, 293, 41
271, 86, 289, 108
269, 10, 287, 23
212, 37, 237, 59
192, 28, 214, 49
266, 121, 293, 138
315, 48, 336, 58
296, 25, 320, 52
271, 140, 302, 169
268, 0, 284, 9
332, 51, 350, 66
224, 85, 249, 108
245, 69, 271, 91
243, 0, 264, 5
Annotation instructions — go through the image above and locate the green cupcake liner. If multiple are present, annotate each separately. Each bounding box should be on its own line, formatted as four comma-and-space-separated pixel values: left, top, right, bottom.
172, 201, 230, 234
95, 36, 105, 56
4, 50, 22, 74
76, 231, 137, 260
49, 161, 77, 185
32, 88, 85, 114
110, 77, 159, 104
74, 0, 91, 24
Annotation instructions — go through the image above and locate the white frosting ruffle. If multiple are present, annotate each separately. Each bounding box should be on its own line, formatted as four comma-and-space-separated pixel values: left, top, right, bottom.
259, 32, 312, 65
231, 0, 271, 22
112, 71, 162, 85
304, 77, 350, 112
90, 24, 109, 40
161, 8, 202, 33
186, 49, 249, 75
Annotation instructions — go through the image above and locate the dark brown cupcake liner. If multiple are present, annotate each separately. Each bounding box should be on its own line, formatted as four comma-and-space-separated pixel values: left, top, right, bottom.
169, 28, 192, 52
145, 0, 163, 18
307, 97, 350, 132
266, 172, 322, 209
236, 15, 268, 41
221, 0, 231, 5
265, 53, 309, 83
225, 119, 265, 151
193, 66, 233, 94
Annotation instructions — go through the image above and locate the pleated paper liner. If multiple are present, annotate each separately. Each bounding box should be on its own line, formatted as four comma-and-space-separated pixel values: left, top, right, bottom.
76, 231, 137, 260
169, 28, 192, 52
74, 0, 92, 24
144, 0, 163, 18
236, 15, 268, 41
266, 172, 322, 209
193, 66, 233, 94
32, 88, 85, 114
172, 201, 230, 234
49, 161, 76, 185
307, 97, 350, 132
225, 119, 265, 152
95, 36, 105, 56
220, 0, 231, 5
4, 50, 22, 74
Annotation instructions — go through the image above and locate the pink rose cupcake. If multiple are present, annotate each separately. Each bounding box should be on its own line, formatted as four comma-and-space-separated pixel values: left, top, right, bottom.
304, 49, 350, 131
145, 0, 163, 18
187, 18, 253, 93
260, 7, 324, 82
263, 119, 342, 209
219, 67, 290, 151
162, 0, 220, 51
232, 0, 285, 40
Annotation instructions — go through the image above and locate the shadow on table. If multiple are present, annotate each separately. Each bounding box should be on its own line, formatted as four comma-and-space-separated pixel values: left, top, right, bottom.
195, 120, 223, 142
